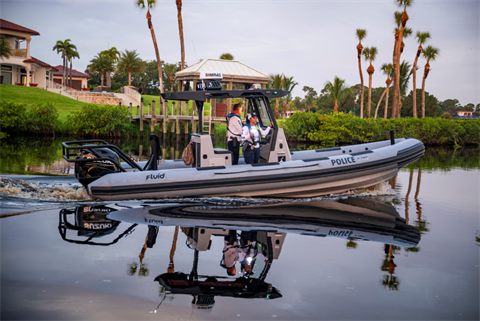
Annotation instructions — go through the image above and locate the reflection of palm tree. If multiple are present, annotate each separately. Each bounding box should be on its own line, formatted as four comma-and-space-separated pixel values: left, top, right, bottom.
346, 240, 357, 249
382, 275, 399, 291
404, 168, 414, 224
414, 169, 429, 234
168, 226, 179, 273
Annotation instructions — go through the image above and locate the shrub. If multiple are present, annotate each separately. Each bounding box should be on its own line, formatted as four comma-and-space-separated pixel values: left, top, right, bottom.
283, 112, 480, 146
440, 112, 452, 119
66, 104, 131, 137
27, 103, 60, 135
0, 100, 28, 136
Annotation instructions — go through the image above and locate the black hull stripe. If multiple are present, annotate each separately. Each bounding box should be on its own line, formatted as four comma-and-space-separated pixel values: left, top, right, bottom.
91, 144, 424, 196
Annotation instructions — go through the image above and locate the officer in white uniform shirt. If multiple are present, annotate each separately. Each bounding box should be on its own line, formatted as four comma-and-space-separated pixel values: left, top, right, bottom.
226, 103, 244, 165
241, 113, 273, 164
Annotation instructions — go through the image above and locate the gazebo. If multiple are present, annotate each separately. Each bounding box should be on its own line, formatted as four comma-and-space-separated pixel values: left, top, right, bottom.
175, 59, 270, 116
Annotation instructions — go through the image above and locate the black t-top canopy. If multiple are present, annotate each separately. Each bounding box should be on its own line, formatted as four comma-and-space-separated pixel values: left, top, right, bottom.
161, 89, 289, 101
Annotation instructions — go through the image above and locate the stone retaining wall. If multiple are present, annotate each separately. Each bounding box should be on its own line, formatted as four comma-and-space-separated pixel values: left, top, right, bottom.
68, 92, 122, 105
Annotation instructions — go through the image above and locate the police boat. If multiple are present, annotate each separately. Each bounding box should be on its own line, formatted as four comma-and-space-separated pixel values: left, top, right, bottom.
62, 72, 425, 201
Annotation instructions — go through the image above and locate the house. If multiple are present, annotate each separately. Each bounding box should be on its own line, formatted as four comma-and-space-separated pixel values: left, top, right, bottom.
448, 110, 479, 120
0, 19, 57, 89
53, 66, 90, 91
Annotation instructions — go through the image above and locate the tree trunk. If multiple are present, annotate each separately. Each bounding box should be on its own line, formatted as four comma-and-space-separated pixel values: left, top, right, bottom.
100, 71, 104, 87
384, 85, 390, 119
170, 75, 174, 92
357, 42, 364, 119
412, 46, 422, 118
374, 78, 391, 119
62, 50, 66, 87
275, 98, 279, 118
392, 10, 409, 119
367, 63, 374, 118
176, 0, 185, 72
128, 70, 132, 87
421, 62, 430, 118
147, 10, 165, 100
283, 99, 287, 119
106, 72, 111, 88
69, 58, 73, 88
334, 100, 338, 113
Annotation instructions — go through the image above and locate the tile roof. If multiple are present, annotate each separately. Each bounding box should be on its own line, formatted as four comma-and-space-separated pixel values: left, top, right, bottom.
53, 66, 91, 79
0, 19, 40, 36
23, 57, 58, 71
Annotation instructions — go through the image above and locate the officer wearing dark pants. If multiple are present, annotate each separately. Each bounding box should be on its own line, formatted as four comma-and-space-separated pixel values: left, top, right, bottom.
241, 113, 272, 164
226, 103, 243, 165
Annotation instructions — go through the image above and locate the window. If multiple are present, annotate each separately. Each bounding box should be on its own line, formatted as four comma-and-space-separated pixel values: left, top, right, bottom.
252, 97, 273, 128
1, 65, 12, 71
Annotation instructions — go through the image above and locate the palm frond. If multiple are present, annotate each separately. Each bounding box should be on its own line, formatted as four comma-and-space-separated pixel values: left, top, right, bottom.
356, 29, 367, 41
416, 31, 431, 45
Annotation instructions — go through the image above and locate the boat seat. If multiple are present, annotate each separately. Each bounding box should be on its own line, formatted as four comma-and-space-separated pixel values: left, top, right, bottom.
213, 148, 232, 155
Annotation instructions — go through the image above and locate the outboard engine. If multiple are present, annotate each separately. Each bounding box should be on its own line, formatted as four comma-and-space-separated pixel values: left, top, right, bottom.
75, 148, 121, 188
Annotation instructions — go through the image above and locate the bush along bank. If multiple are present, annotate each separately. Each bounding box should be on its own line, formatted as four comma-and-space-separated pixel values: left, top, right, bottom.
1, 100, 139, 139
283, 112, 480, 146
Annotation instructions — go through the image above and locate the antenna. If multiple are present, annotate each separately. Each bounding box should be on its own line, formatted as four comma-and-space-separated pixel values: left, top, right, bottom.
191, 40, 199, 62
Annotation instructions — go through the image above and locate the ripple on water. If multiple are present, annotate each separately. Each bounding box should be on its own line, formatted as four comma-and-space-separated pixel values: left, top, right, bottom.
0, 176, 94, 202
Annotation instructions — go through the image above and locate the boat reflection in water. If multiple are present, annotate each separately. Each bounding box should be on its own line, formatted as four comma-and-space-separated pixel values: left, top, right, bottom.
105, 197, 420, 312
58, 205, 137, 246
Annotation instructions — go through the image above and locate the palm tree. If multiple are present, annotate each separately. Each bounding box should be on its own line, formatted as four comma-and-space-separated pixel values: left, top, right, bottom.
219, 53, 234, 60
374, 63, 393, 119
88, 52, 114, 87
391, 0, 414, 119
323, 76, 348, 113
135, 0, 165, 96
355, 29, 367, 118
412, 31, 430, 118
362, 46, 378, 118
176, 0, 185, 90
101, 47, 120, 88
66, 49, 80, 88
398, 60, 413, 116
268, 73, 284, 118
0, 35, 12, 59
52, 39, 77, 87
421, 45, 439, 118
163, 63, 178, 92
282, 76, 298, 119
117, 49, 144, 87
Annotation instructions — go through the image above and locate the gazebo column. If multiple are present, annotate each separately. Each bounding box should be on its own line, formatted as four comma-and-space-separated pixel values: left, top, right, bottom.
227, 81, 233, 113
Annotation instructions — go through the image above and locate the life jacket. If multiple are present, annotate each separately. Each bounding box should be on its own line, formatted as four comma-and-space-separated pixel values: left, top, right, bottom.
226, 113, 243, 137
244, 123, 265, 143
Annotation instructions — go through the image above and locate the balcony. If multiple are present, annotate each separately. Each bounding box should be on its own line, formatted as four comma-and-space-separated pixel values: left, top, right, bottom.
11, 49, 27, 58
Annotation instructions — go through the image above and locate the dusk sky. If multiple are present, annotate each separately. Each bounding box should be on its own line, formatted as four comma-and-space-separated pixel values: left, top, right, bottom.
1, 0, 478, 106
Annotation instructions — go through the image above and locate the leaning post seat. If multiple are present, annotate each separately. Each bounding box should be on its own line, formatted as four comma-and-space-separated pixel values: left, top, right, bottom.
190, 134, 232, 168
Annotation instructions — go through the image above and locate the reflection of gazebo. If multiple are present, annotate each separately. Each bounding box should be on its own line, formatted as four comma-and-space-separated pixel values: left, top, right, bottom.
175, 59, 270, 116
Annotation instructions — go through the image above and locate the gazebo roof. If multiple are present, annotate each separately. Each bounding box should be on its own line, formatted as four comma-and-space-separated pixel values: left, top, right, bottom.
175, 59, 270, 84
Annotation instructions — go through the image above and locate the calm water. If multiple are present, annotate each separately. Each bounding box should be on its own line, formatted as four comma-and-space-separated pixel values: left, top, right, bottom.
0, 139, 479, 320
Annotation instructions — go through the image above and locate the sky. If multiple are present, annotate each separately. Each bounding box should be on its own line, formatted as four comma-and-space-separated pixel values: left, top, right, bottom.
1, 0, 478, 106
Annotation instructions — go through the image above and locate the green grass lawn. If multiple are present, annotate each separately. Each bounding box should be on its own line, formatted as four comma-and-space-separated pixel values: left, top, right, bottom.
0, 84, 90, 121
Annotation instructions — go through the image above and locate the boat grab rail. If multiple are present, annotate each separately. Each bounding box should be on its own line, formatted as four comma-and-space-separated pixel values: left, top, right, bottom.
62, 139, 143, 172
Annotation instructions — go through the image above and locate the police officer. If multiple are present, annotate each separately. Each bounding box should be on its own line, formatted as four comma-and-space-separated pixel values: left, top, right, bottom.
241, 113, 273, 164
226, 103, 244, 165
